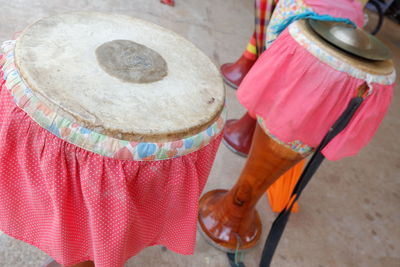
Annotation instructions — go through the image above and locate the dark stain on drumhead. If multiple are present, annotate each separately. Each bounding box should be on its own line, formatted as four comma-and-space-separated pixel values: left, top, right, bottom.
95, 40, 168, 83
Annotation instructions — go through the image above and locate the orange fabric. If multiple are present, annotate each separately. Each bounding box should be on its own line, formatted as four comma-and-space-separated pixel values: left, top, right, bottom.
267, 159, 305, 213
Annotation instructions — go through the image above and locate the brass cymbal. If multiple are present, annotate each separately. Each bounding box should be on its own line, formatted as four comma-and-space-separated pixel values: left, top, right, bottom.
307, 19, 392, 61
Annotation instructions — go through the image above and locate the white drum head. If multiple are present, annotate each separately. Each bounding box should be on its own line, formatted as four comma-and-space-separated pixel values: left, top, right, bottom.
15, 12, 225, 142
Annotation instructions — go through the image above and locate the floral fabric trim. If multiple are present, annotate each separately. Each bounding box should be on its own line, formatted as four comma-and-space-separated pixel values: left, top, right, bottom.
257, 116, 313, 156
289, 21, 396, 85
266, 0, 312, 48
1, 40, 226, 161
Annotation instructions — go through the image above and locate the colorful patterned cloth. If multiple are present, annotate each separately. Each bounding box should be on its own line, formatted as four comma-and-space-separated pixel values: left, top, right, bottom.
265, 0, 312, 48
242, 0, 277, 60
1, 41, 225, 161
242, 0, 363, 64
255, 0, 277, 54
265, 0, 364, 48
243, 33, 258, 60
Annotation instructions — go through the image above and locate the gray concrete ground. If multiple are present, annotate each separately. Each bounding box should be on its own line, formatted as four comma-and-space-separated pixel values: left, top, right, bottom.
0, 1, 399, 266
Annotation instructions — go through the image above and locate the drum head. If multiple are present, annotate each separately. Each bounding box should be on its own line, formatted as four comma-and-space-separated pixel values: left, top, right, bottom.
299, 20, 394, 76
307, 19, 392, 61
15, 12, 225, 142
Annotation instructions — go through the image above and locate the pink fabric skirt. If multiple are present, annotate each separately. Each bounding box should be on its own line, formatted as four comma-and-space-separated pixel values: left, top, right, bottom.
237, 21, 395, 160
0, 76, 222, 266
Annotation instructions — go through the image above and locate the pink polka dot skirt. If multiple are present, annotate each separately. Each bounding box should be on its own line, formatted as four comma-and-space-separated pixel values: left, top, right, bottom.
0, 75, 223, 266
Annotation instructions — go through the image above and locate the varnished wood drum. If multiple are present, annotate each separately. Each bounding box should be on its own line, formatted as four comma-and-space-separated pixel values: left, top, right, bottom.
198, 19, 395, 252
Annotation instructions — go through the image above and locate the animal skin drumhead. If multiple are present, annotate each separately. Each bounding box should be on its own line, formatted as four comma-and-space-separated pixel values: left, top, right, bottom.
15, 12, 225, 141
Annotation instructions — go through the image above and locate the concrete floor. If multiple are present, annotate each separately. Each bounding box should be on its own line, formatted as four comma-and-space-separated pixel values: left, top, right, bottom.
0, 1, 399, 266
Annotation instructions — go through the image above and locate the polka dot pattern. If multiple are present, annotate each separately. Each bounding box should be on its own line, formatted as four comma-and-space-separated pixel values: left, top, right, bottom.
0, 74, 223, 266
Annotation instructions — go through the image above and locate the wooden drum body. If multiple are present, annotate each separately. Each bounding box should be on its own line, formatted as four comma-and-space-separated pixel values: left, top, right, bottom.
199, 125, 303, 251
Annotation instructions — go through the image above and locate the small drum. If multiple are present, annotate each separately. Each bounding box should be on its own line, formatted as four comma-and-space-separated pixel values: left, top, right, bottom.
199, 18, 395, 252
0, 12, 225, 266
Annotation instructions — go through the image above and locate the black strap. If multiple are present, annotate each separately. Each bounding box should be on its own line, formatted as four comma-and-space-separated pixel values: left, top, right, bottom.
259, 96, 364, 267
227, 253, 246, 267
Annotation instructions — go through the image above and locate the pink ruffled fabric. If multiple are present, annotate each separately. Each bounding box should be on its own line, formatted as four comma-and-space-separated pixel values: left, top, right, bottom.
304, 0, 364, 27
237, 28, 394, 161
0, 74, 222, 266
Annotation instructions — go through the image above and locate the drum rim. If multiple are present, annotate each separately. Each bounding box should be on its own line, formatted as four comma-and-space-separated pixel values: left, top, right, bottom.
292, 20, 395, 78
2, 40, 226, 161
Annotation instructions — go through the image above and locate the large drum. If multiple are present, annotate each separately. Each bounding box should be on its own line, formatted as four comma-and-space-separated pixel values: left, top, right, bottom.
0, 12, 225, 267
